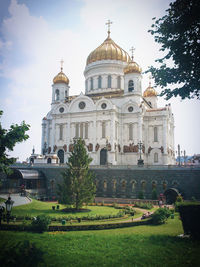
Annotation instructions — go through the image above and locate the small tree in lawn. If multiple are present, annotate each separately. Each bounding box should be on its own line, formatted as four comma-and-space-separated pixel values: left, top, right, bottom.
57, 138, 96, 210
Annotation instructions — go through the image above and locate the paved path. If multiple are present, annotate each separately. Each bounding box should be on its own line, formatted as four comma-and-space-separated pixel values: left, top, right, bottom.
0, 194, 31, 207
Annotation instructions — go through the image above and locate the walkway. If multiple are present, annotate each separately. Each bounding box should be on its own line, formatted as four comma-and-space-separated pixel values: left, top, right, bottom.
0, 193, 31, 207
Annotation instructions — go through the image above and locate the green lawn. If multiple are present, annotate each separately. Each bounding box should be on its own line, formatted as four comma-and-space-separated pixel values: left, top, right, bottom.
0, 197, 5, 203
12, 199, 121, 219
0, 215, 200, 266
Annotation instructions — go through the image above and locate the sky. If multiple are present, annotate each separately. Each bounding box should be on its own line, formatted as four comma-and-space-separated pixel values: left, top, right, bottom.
0, 0, 199, 162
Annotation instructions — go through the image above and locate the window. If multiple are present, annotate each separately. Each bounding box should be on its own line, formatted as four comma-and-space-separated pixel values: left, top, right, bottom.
75, 123, 79, 138
154, 152, 158, 163
65, 90, 68, 98
154, 127, 158, 142
113, 180, 117, 191
85, 80, 88, 91
103, 180, 107, 190
85, 122, 88, 139
117, 76, 121, 89
152, 181, 157, 189
102, 121, 106, 138
129, 124, 133, 140
90, 77, 93, 90
108, 75, 112, 88
55, 89, 59, 100
141, 181, 146, 191
98, 76, 102, 88
59, 124, 63, 140
122, 180, 126, 190
128, 80, 134, 92
131, 181, 136, 191
80, 123, 83, 138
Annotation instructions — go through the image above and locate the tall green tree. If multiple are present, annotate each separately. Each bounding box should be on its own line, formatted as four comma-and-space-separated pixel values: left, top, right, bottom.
0, 110, 30, 174
147, 0, 200, 100
57, 138, 96, 210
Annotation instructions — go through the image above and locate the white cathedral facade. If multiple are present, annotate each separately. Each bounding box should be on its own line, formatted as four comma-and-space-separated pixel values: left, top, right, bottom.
38, 29, 175, 166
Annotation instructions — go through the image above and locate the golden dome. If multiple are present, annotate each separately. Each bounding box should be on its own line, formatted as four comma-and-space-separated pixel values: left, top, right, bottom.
86, 35, 131, 65
53, 68, 69, 85
124, 60, 142, 74
143, 84, 157, 97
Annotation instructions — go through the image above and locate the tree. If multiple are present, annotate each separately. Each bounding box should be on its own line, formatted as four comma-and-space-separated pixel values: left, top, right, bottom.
57, 138, 96, 210
0, 110, 30, 174
147, 0, 200, 100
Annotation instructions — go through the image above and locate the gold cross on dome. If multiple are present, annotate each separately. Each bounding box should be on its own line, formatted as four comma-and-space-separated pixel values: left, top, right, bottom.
130, 46, 135, 61
106, 20, 113, 37
60, 58, 64, 71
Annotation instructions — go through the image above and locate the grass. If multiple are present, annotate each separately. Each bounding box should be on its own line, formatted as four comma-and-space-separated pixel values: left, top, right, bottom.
0, 215, 200, 266
12, 199, 121, 219
0, 197, 5, 203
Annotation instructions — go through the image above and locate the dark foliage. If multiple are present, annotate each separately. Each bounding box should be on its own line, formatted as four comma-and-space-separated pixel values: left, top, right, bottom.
31, 215, 51, 232
151, 207, 171, 225
0, 110, 30, 174
0, 240, 44, 267
177, 203, 200, 239
147, 0, 200, 99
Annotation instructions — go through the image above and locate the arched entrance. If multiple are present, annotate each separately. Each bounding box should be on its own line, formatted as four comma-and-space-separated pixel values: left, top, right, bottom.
164, 188, 179, 204
100, 148, 107, 165
47, 158, 51, 164
57, 149, 64, 164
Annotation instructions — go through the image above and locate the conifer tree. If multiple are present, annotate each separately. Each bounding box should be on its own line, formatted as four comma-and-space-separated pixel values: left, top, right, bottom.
57, 138, 96, 210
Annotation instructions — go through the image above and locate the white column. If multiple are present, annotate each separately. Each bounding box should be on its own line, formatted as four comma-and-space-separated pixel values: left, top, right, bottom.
66, 121, 70, 145
138, 115, 143, 143
163, 118, 167, 153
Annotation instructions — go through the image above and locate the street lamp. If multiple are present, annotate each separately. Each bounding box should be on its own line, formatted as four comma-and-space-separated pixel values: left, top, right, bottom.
137, 141, 144, 166
5, 196, 14, 224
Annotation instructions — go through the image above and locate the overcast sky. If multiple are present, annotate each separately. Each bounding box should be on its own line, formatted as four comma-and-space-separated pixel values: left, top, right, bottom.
0, 0, 199, 161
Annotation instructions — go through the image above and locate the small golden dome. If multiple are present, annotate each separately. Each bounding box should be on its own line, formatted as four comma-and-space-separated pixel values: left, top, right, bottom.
143, 85, 157, 97
124, 60, 142, 74
53, 69, 69, 85
86, 35, 131, 65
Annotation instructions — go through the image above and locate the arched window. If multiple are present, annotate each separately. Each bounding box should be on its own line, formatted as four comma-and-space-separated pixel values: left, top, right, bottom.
47, 158, 51, 164
65, 90, 68, 98
152, 181, 157, 189
141, 181, 146, 191
154, 152, 158, 163
108, 75, 112, 88
122, 180, 126, 190
129, 124, 133, 140
59, 124, 63, 140
103, 180, 107, 190
102, 121, 106, 138
55, 89, 59, 100
85, 80, 88, 91
128, 80, 134, 92
98, 76, 102, 89
75, 123, 79, 138
163, 181, 167, 190
131, 181, 136, 191
57, 149, 64, 164
113, 179, 117, 191
90, 77, 93, 90
154, 127, 158, 142
85, 123, 88, 139
80, 123, 83, 138
117, 76, 121, 89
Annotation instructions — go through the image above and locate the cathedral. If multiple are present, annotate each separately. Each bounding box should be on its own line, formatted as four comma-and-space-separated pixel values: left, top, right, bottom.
38, 24, 175, 166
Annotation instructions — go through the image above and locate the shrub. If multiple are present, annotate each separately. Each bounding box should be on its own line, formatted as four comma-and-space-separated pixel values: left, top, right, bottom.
0, 240, 44, 267
151, 189, 158, 200
151, 207, 171, 225
138, 191, 144, 199
31, 215, 51, 232
134, 202, 153, 210
177, 202, 200, 239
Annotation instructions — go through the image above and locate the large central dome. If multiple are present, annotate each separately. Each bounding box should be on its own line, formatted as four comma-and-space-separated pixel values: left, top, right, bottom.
86, 35, 131, 65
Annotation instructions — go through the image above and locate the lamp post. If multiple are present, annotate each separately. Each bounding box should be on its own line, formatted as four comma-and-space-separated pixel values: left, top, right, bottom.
137, 141, 144, 166
176, 144, 181, 166
5, 196, 14, 224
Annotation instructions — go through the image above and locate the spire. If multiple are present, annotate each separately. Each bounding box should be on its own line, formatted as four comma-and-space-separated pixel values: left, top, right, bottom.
130, 46, 135, 61
106, 19, 113, 38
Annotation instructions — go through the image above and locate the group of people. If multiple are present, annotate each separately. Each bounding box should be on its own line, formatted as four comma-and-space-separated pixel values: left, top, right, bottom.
141, 211, 152, 220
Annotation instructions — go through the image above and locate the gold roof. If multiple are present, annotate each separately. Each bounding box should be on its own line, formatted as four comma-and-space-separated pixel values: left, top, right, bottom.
53, 68, 69, 85
124, 60, 142, 74
86, 35, 131, 65
143, 85, 157, 97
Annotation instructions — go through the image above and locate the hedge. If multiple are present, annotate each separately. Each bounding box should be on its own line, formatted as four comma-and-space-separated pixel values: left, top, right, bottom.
177, 202, 200, 239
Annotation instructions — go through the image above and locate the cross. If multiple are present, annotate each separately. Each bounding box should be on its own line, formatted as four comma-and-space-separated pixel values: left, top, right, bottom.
130, 46, 135, 61
60, 58, 64, 71
149, 74, 152, 87
106, 20, 113, 37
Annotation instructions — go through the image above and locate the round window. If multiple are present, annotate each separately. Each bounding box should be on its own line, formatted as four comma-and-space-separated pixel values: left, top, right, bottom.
128, 106, 134, 112
59, 107, 64, 113
79, 101, 86, 109
101, 103, 107, 109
